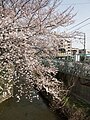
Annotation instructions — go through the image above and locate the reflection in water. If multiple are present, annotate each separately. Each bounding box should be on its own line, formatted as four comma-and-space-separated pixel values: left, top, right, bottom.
0, 92, 64, 120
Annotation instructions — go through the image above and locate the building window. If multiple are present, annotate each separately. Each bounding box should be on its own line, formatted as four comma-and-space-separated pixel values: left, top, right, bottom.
58, 48, 66, 53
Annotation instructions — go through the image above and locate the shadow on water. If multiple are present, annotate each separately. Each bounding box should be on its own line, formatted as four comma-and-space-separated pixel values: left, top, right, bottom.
0, 91, 67, 120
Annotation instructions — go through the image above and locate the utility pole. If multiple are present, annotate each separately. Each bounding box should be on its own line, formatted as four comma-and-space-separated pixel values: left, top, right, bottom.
79, 32, 86, 61
84, 33, 86, 60
73, 31, 86, 62
77, 32, 86, 55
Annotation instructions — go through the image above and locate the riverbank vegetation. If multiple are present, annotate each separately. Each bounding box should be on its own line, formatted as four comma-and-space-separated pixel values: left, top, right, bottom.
63, 95, 90, 120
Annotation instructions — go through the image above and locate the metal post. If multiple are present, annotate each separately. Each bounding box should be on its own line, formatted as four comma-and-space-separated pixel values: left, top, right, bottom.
84, 33, 86, 61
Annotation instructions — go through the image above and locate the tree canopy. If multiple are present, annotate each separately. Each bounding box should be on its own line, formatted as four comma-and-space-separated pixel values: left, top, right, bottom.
0, 0, 75, 101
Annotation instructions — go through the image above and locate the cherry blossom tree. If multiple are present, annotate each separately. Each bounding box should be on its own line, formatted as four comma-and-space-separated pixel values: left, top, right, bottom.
0, 0, 75, 101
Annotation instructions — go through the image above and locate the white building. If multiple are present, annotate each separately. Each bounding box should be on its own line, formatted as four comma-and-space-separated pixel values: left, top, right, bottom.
54, 33, 72, 56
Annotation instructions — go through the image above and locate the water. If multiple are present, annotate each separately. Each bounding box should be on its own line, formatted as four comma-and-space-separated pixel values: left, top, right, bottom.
0, 91, 65, 120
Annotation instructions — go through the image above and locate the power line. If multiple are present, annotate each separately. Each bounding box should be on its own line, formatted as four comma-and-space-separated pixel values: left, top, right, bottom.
72, 23, 90, 31
61, 2, 90, 5
68, 18, 90, 30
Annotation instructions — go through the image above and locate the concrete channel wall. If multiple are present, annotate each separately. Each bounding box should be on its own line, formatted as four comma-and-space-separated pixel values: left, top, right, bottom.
57, 72, 90, 104
72, 79, 90, 104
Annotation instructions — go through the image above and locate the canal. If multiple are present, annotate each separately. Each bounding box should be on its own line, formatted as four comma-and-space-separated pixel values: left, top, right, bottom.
0, 90, 67, 120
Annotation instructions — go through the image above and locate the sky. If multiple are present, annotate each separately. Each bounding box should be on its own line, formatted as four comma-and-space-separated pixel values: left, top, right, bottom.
58, 0, 90, 49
